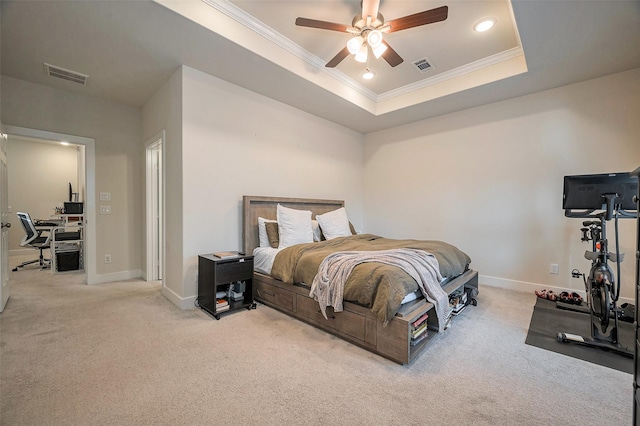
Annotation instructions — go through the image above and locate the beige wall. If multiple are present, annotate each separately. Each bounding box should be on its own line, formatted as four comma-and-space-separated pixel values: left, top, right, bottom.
142, 67, 183, 304
144, 66, 365, 307
3, 62, 637, 306
364, 68, 640, 301
1, 76, 143, 278
7, 136, 78, 251
0, 2, 2, 125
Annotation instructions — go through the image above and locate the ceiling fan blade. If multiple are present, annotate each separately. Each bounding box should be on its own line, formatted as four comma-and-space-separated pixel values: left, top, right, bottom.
325, 47, 350, 68
361, 0, 380, 22
295, 17, 348, 32
386, 5, 448, 33
381, 41, 404, 67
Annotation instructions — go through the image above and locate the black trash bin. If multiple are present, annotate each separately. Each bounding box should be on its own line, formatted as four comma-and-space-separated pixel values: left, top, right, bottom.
56, 251, 79, 271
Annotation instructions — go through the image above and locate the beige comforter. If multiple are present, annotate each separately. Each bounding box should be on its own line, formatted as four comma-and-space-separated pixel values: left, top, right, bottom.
270, 234, 471, 324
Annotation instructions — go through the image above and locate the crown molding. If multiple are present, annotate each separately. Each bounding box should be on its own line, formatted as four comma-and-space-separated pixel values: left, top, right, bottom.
202, 0, 378, 102
377, 47, 525, 102
200, 0, 527, 116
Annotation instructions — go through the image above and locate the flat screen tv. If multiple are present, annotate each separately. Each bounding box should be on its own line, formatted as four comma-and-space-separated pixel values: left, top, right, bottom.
563, 172, 637, 218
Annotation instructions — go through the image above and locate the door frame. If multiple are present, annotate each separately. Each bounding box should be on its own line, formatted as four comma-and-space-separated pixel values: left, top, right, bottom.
4, 125, 97, 284
0, 129, 9, 311
145, 131, 165, 282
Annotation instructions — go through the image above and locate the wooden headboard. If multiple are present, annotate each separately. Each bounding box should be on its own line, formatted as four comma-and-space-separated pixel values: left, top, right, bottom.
242, 196, 345, 254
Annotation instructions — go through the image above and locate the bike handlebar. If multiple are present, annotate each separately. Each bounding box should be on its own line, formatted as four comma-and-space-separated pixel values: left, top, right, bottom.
565, 208, 637, 220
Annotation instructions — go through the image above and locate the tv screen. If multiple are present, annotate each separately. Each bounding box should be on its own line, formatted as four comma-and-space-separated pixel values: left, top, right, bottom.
562, 172, 637, 211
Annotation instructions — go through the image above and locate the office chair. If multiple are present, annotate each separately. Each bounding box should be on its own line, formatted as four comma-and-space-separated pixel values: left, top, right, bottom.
12, 212, 51, 271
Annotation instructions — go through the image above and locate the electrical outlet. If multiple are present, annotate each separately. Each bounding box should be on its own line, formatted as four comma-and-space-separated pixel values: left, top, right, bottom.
550, 263, 559, 275
104, 254, 112, 264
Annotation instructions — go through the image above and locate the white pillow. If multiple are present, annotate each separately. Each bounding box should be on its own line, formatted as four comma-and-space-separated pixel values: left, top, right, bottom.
311, 220, 321, 242
258, 217, 277, 247
316, 207, 352, 240
276, 204, 313, 248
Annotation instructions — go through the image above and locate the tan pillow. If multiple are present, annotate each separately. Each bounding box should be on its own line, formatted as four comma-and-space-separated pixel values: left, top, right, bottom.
265, 222, 280, 248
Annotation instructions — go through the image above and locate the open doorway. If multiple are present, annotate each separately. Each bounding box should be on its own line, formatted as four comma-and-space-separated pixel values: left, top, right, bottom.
1, 130, 9, 312
145, 132, 164, 282
4, 125, 96, 284
6, 134, 83, 250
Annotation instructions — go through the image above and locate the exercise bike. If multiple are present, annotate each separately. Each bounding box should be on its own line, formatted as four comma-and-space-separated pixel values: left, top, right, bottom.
558, 174, 638, 358
557, 209, 631, 357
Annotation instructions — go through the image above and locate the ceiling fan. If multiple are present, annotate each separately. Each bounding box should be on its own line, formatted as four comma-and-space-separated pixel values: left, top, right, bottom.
295, 0, 448, 68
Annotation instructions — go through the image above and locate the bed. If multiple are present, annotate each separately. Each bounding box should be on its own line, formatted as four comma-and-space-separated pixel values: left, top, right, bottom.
243, 195, 479, 364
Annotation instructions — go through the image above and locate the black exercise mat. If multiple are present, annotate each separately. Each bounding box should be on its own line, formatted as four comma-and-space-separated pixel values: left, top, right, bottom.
525, 297, 634, 373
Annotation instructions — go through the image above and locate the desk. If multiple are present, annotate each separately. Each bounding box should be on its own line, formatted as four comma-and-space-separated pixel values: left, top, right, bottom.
48, 215, 84, 274
49, 214, 84, 226
32, 215, 84, 273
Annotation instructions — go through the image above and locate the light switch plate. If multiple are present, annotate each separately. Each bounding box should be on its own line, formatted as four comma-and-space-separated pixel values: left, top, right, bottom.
100, 192, 111, 201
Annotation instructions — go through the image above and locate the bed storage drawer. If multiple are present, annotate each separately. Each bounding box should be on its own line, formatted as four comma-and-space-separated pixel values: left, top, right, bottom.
296, 294, 366, 341
255, 280, 294, 312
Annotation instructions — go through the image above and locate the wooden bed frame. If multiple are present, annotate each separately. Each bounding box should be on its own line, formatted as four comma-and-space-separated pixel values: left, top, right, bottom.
243, 195, 479, 365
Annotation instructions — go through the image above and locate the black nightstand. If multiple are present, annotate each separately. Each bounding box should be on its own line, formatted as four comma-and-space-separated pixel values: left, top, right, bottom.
197, 253, 255, 319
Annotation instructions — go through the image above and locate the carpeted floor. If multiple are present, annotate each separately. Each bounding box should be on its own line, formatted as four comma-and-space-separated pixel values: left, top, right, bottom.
0, 257, 634, 425
525, 297, 634, 373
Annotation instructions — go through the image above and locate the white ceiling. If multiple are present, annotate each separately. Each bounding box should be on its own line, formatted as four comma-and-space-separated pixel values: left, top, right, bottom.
197, 0, 526, 116
223, 0, 522, 92
2, 0, 640, 134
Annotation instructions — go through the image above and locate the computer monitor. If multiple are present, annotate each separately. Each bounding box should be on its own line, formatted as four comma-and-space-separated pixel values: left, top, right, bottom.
64, 202, 83, 214
563, 172, 638, 219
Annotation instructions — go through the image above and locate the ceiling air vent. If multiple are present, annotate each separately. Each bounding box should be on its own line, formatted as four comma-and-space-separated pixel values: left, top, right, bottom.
413, 57, 435, 74
44, 63, 89, 86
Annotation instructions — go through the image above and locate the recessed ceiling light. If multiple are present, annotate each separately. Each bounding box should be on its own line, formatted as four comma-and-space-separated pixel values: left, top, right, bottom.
474, 18, 496, 32
362, 69, 375, 80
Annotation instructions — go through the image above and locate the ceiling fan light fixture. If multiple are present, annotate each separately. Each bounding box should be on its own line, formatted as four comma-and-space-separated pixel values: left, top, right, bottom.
354, 44, 368, 63
474, 17, 496, 32
362, 68, 375, 80
367, 29, 383, 48
295, 3, 450, 69
371, 42, 387, 59
346, 36, 364, 55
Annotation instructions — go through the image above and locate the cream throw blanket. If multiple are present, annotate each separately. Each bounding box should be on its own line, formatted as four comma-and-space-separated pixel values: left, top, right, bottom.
309, 248, 452, 331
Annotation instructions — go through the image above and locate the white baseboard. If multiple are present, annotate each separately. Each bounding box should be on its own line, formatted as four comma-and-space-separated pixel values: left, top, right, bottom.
480, 274, 551, 294
480, 274, 634, 305
161, 285, 197, 310
9, 249, 37, 256
166, 273, 633, 311
90, 269, 142, 285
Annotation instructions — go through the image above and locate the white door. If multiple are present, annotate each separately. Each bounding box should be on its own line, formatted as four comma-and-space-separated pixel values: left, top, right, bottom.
0, 130, 10, 312
146, 134, 163, 281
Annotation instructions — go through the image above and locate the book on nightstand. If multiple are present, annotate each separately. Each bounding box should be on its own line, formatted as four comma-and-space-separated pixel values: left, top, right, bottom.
216, 299, 230, 312
213, 251, 239, 259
